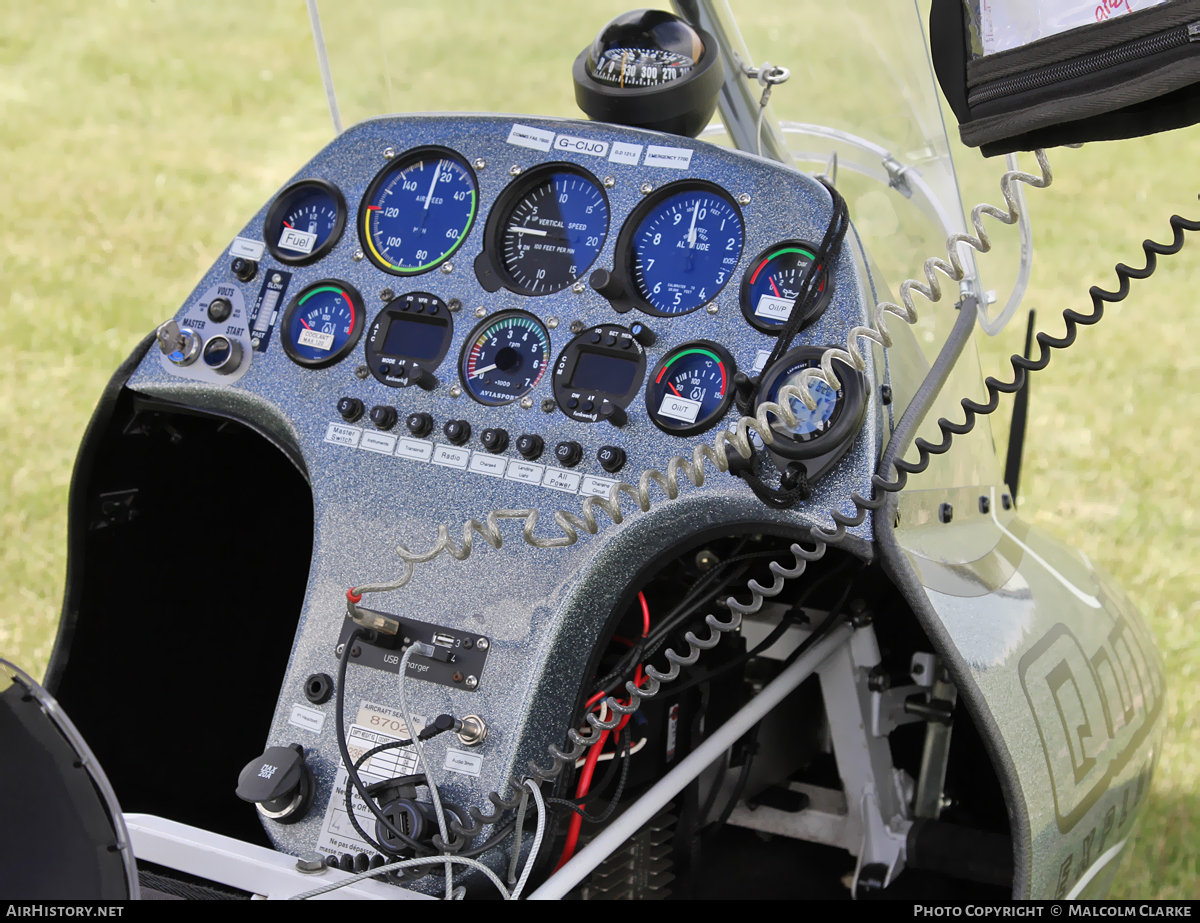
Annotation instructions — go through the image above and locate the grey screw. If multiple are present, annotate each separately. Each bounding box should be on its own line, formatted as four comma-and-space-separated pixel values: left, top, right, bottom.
476, 637, 489, 651
335, 643, 346, 656
356, 365, 370, 379
519, 397, 533, 410
464, 675, 479, 690
380, 288, 395, 302
295, 852, 327, 874
475, 306, 487, 318
572, 281, 586, 294
939, 502, 954, 524
706, 303, 719, 315
737, 193, 752, 206
251, 338, 260, 349
603, 175, 615, 188
541, 398, 556, 413
448, 298, 462, 313
473, 157, 486, 170
546, 316, 559, 329
510, 164, 523, 176
441, 262, 454, 274
383, 147, 396, 159
640, 182, 654, 195
353, 248, 364, 262
449, 384, 462, 398
569, 319, 585, 333
272, 273, 283, 284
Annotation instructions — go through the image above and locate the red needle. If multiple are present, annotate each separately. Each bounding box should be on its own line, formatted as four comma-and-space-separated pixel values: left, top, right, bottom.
300, 318, 312, 330
669, 382, 683, 397
770, 277, 782, 298
283, 221, 293, 228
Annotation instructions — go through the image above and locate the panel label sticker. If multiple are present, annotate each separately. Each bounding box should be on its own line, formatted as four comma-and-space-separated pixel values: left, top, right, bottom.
658, 394, 702, 424
644, 145, 694, 170
278, 227, 317, 255
324, 423, 362, 448
468, 453, 507, 478
360, 431, 397, 455
553, 134, 609, 158
506, 123, 555, 152
288, 703, 326, 734
396, 437, 434, 462
580, 475, 618, 498
506, 461, 545, 485
444, 748, 483, 778
298, 328, 336, 352
608, 141, 643, 166
755, 294, 794, 322
431, 444, 470, 469
230, 236, 265, 261
542, 467, 582, 493
752, 349, 773, 374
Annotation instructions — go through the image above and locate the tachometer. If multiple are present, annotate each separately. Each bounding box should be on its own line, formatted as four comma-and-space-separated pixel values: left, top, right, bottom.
460, 312, 551, 406
280, 281, 365, 369
263, 179, 346, 265
359, 147, 478, 276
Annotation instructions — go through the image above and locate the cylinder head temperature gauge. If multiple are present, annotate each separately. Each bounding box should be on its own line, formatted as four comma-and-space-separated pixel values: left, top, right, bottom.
645, 341, 736, 437
280, 281, 365, 369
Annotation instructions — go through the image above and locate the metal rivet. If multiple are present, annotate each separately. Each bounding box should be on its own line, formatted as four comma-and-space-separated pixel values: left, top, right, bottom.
979, 496, 990, 514
569, 319, 585, 333
547, 316, 559, 329
465, 675, 479, 690
541, 398, 556, 413
272, 273, 283, 284
938, 502, 953, 524
473, 157, 486, 170
449, 384, 462, 398
353, 249, 364, 262
603, 175, 615, 188
474, 306, 487, 318
355, 365, 370, 379
448, 298, 462, 313
251, 338, 261, 349
441, 262, 454, 274
519, 397, 533, 410
383, 147, 396, 159
572, 281, 586, 294
476, 638, 489, 651
380, 288, 394, 302
640, 182, 654, 195
880, 384, 893, 405
706, 303, 719, 315
510, 164, 523, 176
737, 193, 751, 205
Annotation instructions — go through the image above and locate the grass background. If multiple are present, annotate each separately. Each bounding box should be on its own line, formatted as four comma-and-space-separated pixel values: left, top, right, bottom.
1, 0, 1196, 898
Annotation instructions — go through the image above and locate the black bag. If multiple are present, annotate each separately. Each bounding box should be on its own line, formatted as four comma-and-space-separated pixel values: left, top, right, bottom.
931, 0, 1200, 154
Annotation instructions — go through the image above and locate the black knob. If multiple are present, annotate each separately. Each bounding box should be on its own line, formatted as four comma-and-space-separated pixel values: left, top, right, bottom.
598, 401, 629, 427
516, 434, 544, 460
406, 412, 434, 438
555, 441, 583, 467
630, 322, 656, 347
207, 297, 233, 323
597, 445, 627, 474
235, 743, 314, 824
337, 397, 364, 423
480, 428, 509, 454
589, 268, 625, 301
231, 257, 257, 282
444, 420, 471, 445
410, 367, 438, 392
369, 405, 397, 430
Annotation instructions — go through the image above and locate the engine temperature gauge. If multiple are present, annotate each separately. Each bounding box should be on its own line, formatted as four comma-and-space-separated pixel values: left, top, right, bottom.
280, 281, 365, 369
645, 341, 736, 437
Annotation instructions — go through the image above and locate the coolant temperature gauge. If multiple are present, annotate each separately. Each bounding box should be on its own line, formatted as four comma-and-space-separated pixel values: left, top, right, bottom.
645, 341, 736, 437
280, 281, 365, 369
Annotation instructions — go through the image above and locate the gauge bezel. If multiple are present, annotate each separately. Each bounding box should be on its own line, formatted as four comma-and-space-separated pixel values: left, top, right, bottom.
357, 146, 479, 277
755, 346, 866, 460
364, 292, 454, 388
458, 310, 552, 406
279, 280, 366, 370
739, 240, 833, 335
552, 323, 647, 424
263, 179, 347, 266
645, 339, 737, 437
475, 162, 610, 297
610, 179, 744, 318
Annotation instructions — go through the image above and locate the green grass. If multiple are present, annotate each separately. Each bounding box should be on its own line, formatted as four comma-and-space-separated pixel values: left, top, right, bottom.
2, 0, 1197, 899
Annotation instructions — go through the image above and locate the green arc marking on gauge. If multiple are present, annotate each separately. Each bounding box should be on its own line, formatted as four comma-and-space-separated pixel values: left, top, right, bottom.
298, 285, 347, 304
749, 246, 817, 285
656, 348, 726, 390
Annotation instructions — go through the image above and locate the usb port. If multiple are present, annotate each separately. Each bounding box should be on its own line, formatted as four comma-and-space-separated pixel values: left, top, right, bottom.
432, 633, 456, 649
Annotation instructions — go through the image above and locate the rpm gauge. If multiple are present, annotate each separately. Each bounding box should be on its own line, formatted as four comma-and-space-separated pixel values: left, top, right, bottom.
481, 164, 610, 296
620, 181, 743, 316
359, 147, 478, 275
460, 311, 551, 406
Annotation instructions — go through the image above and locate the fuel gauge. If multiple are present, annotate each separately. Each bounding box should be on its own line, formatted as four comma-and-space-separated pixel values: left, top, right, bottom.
264, 179, 347, 265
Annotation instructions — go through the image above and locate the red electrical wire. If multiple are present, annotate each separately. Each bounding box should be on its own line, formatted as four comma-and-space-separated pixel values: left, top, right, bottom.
555, 591, 651, 871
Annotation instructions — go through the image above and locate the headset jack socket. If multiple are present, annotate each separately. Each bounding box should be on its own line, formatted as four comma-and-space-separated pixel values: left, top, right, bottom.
456, 715, 487, 747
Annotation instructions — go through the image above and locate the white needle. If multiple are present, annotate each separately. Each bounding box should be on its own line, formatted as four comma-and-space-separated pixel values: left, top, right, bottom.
509, 226, 548, 236
470, 364, 498, 378
423, 160, 442, 210
687, 199, 699, 248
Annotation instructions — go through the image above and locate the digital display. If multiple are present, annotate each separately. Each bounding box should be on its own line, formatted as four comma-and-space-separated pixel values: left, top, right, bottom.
381, 313, 446, 360
570, 350, 637, 394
